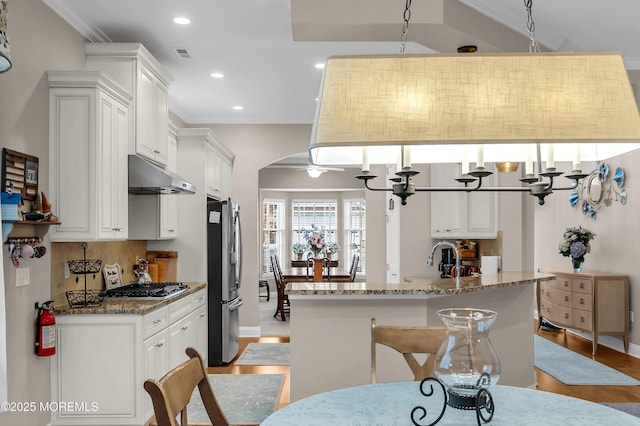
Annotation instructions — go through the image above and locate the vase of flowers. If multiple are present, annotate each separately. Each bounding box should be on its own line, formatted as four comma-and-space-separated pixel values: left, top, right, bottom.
325, 242, 340, 260
559, 226, 596, 273
304, 224, 326, 258
292, 242, 306, 260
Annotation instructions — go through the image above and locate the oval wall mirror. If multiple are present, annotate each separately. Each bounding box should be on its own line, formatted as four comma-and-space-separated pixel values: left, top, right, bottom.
587, 174, 603, 204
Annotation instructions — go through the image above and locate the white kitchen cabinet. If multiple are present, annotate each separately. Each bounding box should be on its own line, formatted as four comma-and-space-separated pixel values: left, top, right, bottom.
85, 43, 172, 166
143, 328, 169, 417
50, 288, 207, 426
206, 141, 221, 198
206, 141, 234, 199
48, 71, 131, 242
180, 128, 234, 201
430, 163, 499, 239
128, 124, 179, 240
194, 304, 208, 363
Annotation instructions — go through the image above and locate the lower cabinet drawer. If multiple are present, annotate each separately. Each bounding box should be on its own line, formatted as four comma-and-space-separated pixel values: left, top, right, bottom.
572, 292, 592, 311
540, 300, 553, 318
548, 276, 572, 291
548, 287, 572, 308
548, 304, 572, 326
572, 308, 593, 330
572, 278, 593, 294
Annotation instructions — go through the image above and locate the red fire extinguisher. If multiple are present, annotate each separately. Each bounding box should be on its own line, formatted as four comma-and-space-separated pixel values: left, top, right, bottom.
35, 301, 56, 356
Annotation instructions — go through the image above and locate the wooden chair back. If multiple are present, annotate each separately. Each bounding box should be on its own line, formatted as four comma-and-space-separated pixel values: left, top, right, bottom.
370, 318, 446, 384
349, 255, 359, 282
271, 255, 289, 320
144, 347, 230, 426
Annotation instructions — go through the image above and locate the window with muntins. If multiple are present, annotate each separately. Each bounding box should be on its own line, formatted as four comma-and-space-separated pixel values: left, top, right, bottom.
292, 200, 337, 248
344, 198, 366, 274
261, 199, 285, 276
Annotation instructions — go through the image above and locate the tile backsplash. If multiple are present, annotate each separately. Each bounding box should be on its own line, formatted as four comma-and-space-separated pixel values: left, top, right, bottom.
51, 240, 147, 305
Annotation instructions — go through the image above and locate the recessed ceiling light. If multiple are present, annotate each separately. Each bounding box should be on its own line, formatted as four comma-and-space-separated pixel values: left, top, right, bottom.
232, 106, 243, 111
173, 17, 191, 25
210, 72, 224, 79
315, 63, 325, 69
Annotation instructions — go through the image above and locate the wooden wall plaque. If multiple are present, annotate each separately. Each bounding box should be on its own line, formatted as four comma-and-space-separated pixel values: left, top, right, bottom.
2, 148, 38, 201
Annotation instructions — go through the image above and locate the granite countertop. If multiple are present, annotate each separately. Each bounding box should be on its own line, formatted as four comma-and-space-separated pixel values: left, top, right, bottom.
286, 271, 552, 296
53, 282, 207, 315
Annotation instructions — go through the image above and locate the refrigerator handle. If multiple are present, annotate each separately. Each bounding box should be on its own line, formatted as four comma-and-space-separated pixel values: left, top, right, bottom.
235, 208, 243, 288
228, 297, 243, 311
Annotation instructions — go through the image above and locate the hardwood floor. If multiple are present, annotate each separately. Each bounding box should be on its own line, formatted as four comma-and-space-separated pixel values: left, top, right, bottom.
206, 325, 640, 411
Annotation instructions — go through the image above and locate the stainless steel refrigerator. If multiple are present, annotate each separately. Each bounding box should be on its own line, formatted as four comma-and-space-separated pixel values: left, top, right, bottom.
207, 199, 243, 365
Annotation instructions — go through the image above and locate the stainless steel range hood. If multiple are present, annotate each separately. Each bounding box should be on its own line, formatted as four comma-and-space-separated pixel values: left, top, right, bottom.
128, 155, 196, 194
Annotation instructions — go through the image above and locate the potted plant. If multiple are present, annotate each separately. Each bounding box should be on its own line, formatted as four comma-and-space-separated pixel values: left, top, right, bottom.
325, 242, 340, 259
292, 242, 307, 260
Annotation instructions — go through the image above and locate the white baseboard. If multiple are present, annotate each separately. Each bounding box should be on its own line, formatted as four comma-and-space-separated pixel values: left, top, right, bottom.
240, 326, 261, 337
533, 309, 640, 359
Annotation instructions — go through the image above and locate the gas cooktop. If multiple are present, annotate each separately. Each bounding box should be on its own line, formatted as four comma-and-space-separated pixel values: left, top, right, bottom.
104, 282, 188, 300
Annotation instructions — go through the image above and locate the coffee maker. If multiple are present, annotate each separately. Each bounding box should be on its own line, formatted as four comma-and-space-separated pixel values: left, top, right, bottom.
438, 248, 455, 278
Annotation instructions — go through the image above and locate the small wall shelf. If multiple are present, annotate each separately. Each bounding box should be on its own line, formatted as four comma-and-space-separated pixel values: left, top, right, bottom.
2, 220, 61, 243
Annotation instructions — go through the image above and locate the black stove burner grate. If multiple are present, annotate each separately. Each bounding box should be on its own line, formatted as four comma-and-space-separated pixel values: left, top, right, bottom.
104, 282, 188, 299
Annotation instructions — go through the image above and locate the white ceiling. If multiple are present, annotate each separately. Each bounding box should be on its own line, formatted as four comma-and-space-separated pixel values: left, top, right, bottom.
44, 0, 640, 126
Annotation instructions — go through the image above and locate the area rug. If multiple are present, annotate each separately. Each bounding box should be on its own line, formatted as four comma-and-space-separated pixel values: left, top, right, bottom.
534, 335, 640, 385
235, 342, 290, 365
185, 373, 284, 424
601, 403, 640, 418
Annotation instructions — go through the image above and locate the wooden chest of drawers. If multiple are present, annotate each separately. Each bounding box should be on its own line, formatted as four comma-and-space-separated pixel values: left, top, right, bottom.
538, 270, 629, 355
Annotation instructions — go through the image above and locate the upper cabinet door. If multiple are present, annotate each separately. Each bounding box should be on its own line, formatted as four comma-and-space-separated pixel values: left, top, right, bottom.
48, 71, 132, 242
86, 43, 172, 167
430, 164, 462, 238
135, 65, 157, 161
430, 163, 498, 239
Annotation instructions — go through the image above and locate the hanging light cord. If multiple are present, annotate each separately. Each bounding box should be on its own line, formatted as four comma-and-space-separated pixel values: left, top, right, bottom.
524, 0, 540, 53
400, 0, 412, 54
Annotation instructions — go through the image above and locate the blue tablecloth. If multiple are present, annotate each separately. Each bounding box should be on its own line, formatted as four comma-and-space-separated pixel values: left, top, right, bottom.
262, 382, 640, 425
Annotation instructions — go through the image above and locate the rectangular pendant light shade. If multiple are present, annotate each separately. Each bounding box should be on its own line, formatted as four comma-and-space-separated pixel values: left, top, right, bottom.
309, 52, 640, 165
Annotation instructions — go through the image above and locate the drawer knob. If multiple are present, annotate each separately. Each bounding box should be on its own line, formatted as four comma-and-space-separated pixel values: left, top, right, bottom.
152, 319, 162, 325
563, 280, 569, 287
580, 298, 584, 305
564, 296, 569, 302
580, 317, 585, 323
565, 313, 569, 319
155, 342, 164, 348
546, 292, 550, 297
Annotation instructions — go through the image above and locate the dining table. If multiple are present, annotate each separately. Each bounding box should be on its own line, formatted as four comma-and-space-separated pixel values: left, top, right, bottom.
281, 266, 351, 283
261, 381, 640, 425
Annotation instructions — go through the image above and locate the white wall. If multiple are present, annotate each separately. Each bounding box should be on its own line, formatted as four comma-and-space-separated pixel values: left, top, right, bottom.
0, 1, 87, 424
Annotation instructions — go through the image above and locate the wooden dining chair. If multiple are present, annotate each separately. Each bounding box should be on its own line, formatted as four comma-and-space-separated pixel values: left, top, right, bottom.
271, 255, 289, 321
370, 318, 446, 384
144, 347, 233, 426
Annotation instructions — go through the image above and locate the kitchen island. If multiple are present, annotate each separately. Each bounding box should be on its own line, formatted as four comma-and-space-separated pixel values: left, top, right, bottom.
287, 272, 551, 401
50, 282, 207, 426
